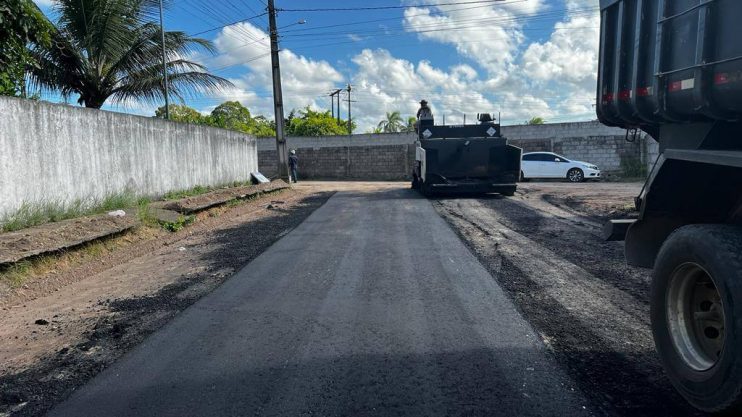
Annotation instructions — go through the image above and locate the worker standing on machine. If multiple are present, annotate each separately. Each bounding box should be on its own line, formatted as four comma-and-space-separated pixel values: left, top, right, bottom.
415, 100, 434, 132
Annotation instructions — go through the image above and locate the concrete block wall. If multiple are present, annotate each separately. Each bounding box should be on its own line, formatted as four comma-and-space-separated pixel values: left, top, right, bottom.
258, 121, 656, 180
0, 97, 258, 219
260, 144, 415, 180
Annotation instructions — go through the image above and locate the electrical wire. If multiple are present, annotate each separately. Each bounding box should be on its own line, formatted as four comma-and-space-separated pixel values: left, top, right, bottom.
278, 0, 521, 12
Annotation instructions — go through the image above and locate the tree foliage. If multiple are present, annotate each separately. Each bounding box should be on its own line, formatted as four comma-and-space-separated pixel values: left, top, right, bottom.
286, 107, 353, 136
404, 116, 417, 133
210, 101, 252, 131
155, 104, 205, 124
526, 117, 546, 125
27, 0, 230, 108
154, 101, 277, 137
152, 103, 361, 137
377, 111, 404, 133
0, 0, 52, 97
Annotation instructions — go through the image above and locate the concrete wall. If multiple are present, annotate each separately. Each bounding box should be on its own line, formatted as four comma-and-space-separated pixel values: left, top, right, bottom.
258, 121, 657, 180
0, 97, 258, 218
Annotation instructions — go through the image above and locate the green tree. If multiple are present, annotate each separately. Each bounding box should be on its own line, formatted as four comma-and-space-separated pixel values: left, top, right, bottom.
209, 101, 251, 130
377, 111, 404, 133
27, 0, 230, 108
404, 116, 417, 133
526, 117, 546, 125
287, 107, 352, 136
251, 115, 276, 137
155, 104, 205, 124
0, 0, 52, 97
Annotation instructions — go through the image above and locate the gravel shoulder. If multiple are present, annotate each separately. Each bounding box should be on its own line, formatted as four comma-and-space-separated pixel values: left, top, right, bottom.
0, 188, 332, 417
433, 182, 707, 417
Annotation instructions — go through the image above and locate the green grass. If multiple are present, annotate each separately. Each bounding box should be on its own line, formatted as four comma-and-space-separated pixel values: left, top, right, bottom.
163, 185, 212, 200
0, 191, 143, 233
1, 180, 259, 233
162, 180, 255, 201
161, 215, 195, 232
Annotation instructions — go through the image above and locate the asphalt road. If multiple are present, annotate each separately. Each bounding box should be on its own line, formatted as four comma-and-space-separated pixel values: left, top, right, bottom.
48, 188, 590, 417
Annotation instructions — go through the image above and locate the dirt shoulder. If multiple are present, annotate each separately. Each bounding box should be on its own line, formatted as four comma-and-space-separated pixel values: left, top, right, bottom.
517, 182, 642, 221
433, 183, 704, 417
0, 188, 332, 417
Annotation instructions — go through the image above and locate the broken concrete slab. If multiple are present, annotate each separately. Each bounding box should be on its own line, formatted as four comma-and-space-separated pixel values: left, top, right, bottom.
147, 207, 185, 224
0, 212, 139, 265
158, 180, 289, 214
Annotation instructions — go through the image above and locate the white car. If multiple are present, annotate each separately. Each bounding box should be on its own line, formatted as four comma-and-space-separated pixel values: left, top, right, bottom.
521, 152, 601, 182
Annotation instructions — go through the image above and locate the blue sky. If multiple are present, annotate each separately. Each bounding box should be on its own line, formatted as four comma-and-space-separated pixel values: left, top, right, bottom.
33, 0, 600, 130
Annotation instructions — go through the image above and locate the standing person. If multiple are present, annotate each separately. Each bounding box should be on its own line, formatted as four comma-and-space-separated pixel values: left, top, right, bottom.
288, 150, 299, 183
415, 100, 434, 132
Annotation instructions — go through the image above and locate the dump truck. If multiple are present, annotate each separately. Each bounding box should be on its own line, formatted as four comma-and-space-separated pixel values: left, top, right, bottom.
598, 0, 742, 413
411, 114, 521, 196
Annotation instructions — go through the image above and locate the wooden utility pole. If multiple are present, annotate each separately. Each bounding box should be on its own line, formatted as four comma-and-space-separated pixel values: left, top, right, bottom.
268, 0, 289, 180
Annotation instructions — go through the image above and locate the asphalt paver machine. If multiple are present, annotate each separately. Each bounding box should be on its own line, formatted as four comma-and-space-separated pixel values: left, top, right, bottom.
411, 114, 521, 196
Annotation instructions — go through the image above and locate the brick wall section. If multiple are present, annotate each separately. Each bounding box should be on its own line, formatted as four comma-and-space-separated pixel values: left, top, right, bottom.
258, 121, 658, 180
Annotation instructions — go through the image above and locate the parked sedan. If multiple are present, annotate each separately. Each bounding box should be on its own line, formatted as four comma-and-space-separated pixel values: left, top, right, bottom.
521, 152, 601, 182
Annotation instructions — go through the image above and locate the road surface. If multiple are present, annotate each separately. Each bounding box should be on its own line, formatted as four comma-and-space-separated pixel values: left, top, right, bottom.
48, 187, 590, 417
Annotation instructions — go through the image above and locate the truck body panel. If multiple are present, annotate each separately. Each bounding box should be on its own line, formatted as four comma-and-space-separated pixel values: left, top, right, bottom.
598, 3, 742, 412
597, 0, 742, 135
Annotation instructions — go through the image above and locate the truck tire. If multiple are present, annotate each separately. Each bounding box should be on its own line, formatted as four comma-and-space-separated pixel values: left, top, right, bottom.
567, 168, 584, 183
501, 187, 516, 197
651, 224, 742, 414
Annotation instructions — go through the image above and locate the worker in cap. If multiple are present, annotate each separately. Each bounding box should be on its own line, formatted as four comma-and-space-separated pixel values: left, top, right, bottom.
415, 100, 434, 133
289, 149, 299, 184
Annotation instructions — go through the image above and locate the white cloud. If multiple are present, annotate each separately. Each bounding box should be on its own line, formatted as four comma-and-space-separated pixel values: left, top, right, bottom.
197, 1, 602, 131
205, 22, 344, 120
521, 14, 600, 86
402, 0, 547, 80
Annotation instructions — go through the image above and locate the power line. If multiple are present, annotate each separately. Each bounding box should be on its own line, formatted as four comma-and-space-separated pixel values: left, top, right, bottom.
279, 0, 519, 12
190, 11, 268, 36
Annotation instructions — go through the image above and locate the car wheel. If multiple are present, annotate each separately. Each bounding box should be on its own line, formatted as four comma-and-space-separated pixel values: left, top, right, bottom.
520, 171, 530, 182
651, 225, 742, 413
567, 168, 584, 183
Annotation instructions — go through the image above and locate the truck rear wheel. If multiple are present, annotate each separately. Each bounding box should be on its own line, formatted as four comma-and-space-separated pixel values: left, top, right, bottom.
651, 224, 742, 413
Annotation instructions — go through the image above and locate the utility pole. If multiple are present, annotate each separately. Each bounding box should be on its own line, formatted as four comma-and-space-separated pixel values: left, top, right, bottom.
346, 84, 352, 134
158, 0, 169, 119
268, 0, 289, 181
329, 89, 341, 121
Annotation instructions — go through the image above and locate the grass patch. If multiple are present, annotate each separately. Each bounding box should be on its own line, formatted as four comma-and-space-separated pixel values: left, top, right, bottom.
162, 180, 255, 201
0, 226, 160, 289
163, 185, 212, 200
160, 215, 195, 232
0, 192, 145, 233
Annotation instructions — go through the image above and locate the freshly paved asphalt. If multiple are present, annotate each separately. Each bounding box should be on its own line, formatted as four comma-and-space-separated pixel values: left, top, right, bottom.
48, 188, 591, 417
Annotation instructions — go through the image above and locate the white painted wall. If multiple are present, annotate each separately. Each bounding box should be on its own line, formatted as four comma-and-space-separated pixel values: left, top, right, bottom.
0, 97, 258, 218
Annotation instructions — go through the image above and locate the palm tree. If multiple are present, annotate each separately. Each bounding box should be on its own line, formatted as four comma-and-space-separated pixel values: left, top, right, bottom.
404, 116, 417, 133
28, 0, 230, 108
377, 111, 404, 133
